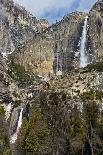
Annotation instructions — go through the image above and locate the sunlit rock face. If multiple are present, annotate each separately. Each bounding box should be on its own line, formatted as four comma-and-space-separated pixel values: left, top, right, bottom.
10, 0, 103, 77
1, 0, 103, 77
0, 0, 48, 56
11, 12, 86, 77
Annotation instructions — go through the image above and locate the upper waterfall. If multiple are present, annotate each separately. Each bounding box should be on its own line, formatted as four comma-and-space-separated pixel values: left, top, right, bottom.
80, 16, 88, 68
56, 52, 62, 76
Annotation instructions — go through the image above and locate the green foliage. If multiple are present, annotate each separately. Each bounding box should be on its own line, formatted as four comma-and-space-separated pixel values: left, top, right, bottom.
80, 90, 95, 100
14, 100, 22, 108
24, 128, 50, 153
85, 60, 103, 72
16, 91, 103, 155
70, 105, 86, 138
40, 92, 87, 155
19, 106, 51, 155
95, 90, 103, 100
0, 107, 11, 155
80, 89, 103, 101
7, 60, 35, 84
12, 91, 19, 98
0, 106, 5, 116
83, 101, 99, 127
0, 128, 11, 155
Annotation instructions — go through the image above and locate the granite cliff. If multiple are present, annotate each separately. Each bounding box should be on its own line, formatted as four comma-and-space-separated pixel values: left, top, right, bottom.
11, 12, 86, 77
10, 0, 103, 77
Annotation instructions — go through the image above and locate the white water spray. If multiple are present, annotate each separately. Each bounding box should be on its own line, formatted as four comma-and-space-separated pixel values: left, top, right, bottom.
10, 108, 23, 144
80, 16, 88, 68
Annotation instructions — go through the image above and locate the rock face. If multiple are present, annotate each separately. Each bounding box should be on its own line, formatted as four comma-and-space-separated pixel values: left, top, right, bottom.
86, 0, 103, 61
11, 12, 86, 77
1, 0, 103, 76
10, 0, 103, 77
53, 12, 86, 73
0, 0, 48, 55
0, 53, 9, 96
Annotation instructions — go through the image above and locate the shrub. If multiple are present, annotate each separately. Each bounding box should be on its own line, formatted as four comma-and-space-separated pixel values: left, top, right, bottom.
0, 106, 5, 116
85, 61, 103, 72
80, 89, 103, 101
14, 100, 22, 108
8, 60, 35, 84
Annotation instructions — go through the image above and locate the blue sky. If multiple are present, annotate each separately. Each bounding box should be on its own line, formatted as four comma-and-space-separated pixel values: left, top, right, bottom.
14, 0, 97, 23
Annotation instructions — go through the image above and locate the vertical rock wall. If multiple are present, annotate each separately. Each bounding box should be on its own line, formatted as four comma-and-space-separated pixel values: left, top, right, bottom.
87, 0, 103, 62
12, 12, 86, 76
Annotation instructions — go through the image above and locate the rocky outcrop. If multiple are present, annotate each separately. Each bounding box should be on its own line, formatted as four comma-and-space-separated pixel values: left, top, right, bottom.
47, 69, 103, 96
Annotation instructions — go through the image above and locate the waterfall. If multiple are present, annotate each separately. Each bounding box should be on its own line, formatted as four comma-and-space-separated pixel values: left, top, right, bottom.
56, 52, 59, 72
80, 16, 88, 68
10, 108, 23, 144
56, 52, 62, 76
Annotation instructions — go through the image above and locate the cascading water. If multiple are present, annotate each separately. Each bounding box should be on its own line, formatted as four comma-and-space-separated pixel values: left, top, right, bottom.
56, 52, 59, 72
56, 52, 62, 75
10, 108, 23, 144
80, 16, 88, 68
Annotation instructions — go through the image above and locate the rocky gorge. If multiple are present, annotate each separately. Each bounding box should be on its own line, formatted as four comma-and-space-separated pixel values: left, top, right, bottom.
1, 0, 103, 155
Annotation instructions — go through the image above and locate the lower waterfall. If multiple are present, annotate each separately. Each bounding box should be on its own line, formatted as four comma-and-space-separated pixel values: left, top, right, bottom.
10, 108, 23, 144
